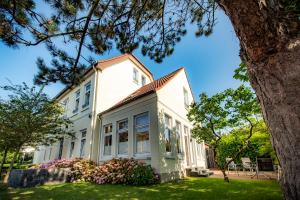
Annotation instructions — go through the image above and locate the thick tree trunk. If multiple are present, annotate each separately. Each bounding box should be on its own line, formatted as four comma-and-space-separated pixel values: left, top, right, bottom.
218, 1, 300, 199
0, 148, 8, 177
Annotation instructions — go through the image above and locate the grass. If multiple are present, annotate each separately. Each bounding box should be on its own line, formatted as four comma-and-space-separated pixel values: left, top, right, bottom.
0, 177, 282, 200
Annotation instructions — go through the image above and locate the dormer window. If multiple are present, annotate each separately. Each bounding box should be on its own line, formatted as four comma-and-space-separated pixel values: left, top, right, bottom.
133, 68, 139, 83
73, 90, 80, 113
141, 75, 146, 86
83, 82, 91, 108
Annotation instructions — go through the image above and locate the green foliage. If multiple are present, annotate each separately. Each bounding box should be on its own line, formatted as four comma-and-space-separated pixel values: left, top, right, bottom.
188, 85, 262, 172
128, 165, 158, 186
233, 63, 249, 82
0, 82, 74, 150
216, 120, 276, 168
0, 0, 217, 85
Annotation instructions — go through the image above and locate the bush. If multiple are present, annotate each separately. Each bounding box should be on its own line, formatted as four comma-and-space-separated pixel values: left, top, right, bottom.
38, 158, 96, 182
38, 158, 160, 185
89, 158, 160, 185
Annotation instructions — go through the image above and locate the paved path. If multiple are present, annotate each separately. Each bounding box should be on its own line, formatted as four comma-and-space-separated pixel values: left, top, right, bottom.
209, 169, 279, 180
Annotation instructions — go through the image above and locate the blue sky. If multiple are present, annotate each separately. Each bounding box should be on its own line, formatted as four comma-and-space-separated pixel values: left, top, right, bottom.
0, 9, 241, 100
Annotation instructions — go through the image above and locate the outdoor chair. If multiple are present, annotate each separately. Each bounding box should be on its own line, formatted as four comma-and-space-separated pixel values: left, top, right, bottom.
226, 158, 238, 175
241, 157, 255, 175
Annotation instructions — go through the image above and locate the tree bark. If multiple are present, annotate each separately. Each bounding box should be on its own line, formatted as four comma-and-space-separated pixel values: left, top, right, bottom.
4, 147, 20, 183
218, 1, 300, 199
0, 148, 8, 177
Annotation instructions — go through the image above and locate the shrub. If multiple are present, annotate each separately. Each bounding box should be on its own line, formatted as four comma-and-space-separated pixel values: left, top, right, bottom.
38, 158, 159, 185
38, 158, 96, 182
89, 158, 160, 185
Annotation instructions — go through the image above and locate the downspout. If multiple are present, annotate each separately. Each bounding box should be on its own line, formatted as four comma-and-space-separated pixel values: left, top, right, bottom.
89, 64, 99, 161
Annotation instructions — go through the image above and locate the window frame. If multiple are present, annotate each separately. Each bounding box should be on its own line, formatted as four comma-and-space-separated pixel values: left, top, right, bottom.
133, 68, 139, 84
134, 112, 150, 156
73, 90, 80, 113
164, 114, 173, 155
183, 88, 189, 109
141, 75, 146, 86
79, 129, 87, 158
82, 82, 91, 108
102, 124, 113, 157
117, 119, 129, 156
175, 121, 183, 156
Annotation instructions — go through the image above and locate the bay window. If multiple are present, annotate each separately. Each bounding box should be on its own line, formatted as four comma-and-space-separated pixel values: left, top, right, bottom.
117, 119, 128, 155
134, 112, 150, 154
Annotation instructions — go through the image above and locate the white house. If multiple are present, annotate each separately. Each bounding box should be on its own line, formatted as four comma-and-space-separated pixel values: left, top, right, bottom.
33, 54, 207, 181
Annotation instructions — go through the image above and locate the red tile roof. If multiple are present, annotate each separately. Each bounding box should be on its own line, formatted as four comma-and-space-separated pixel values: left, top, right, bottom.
100, 67, 184, 114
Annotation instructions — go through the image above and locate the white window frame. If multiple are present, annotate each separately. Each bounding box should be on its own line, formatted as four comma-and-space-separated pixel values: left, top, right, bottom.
134, 112, 150, 156
102, 124, 113, 158
69, 139, 75, 158
73, 90, 80, 113
133, 68, 139, 83
164, 114, 173, 156
83, 82, 91, 108
141, 75, 146, 86
175, 121, 183, 156
117, 119, 129, 156
79, 129, 87, 158
183, 88, 189, 109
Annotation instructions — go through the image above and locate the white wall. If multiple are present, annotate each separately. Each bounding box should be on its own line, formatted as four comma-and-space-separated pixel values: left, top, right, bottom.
96, 59, 152, 113
156, 69, 206, 174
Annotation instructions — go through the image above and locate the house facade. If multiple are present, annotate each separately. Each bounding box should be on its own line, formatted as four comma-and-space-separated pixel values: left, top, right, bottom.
33, 54, 207, 181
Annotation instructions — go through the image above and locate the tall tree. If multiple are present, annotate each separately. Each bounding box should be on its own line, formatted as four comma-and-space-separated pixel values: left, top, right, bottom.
0, 83, 73, 178
0, 1, 299, 198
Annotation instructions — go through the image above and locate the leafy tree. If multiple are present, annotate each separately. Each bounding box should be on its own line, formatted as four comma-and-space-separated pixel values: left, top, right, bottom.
217, 120, 277, 168
1, 1, 299, 198
0, 83, 73, 179
188, 85, 261, 182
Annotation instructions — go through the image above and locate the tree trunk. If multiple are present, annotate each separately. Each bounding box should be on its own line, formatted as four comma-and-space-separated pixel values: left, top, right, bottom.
0, 148, 8, 178
4, 148, 20, 183
218, 1, 300, 199
221, 169, 229, 182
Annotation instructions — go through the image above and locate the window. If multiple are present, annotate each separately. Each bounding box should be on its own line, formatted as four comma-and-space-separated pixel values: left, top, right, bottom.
103, 124, 113, 156
63, 98, 69, 116
164, 114, 172, 153
83, 82, 91, 108
58, 138, 64, 159
134, 112, 150, 154
117, 119, 128, 155
175, 121, 183, 154
80, 130, 87, 157
184, 126, 190, 165
133, 68, 139, 83
43, 149, 47, 161
73, 90, 80, 113
69, 141, 75, 158
141, 75, 146, 86
48, 147, 52, 160
183, 88, 189, 108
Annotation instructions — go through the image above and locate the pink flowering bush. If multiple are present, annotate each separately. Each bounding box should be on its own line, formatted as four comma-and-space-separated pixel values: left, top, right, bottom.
38, 158, 96, 182
89, 158, 160, 185
38, 158, 160, 185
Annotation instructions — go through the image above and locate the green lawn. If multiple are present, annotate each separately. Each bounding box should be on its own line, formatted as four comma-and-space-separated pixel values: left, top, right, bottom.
0, 177, 282, 200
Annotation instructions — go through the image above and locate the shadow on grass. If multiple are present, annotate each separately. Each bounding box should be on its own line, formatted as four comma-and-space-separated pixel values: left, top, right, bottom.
0, 178, 282, 200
